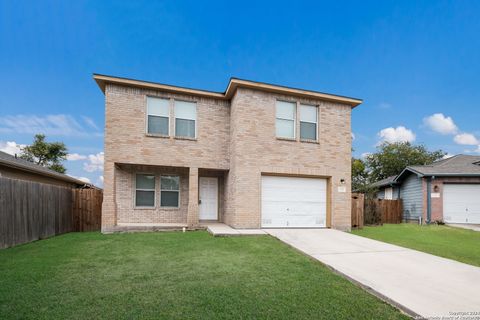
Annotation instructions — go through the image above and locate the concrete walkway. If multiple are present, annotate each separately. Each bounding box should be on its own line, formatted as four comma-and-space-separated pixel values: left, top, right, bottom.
265, 228, 480, 318
204, 222, 266, 236
447, 223, 480, 232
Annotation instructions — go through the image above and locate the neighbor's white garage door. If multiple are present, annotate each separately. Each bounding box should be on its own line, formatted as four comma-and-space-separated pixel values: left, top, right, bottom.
261, 176, 327, 228
443, 184, 480, 224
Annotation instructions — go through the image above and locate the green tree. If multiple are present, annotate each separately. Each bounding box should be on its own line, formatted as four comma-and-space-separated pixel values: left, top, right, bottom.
352, 157, 369, 191
20, 134, 68, 173
365, 142, 445, 182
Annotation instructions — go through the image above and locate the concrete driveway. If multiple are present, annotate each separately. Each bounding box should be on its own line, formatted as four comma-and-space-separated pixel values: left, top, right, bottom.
265, 229, 480, 318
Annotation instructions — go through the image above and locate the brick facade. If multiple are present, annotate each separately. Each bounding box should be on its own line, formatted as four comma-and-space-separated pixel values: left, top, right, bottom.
99, 77, 357, 232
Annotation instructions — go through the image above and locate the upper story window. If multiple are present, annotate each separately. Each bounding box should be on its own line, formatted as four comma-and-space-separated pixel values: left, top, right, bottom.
147, 97, 169, 135
300, 104, 318, 140
276, 101, 296, 139
135, 174, 156, 207
175, 101, 196, 138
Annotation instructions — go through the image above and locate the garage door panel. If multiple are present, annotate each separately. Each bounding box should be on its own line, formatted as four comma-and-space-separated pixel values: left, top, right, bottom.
443, 184, 480, 224
261, 176, 327, 228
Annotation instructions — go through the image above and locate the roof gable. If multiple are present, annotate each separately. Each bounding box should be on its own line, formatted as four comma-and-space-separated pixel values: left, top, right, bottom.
93, 74, 363, 107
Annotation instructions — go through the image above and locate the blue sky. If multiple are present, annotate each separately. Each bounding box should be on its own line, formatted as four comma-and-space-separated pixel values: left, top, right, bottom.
1, 0, 480, 186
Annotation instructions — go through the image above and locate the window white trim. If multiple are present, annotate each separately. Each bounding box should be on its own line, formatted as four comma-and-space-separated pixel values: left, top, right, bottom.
160, 175, 181, 208
300, 104, 318, 141
276, 100, 296, 139
134, 173, 156, 208
385, 187, 393, 200
146, 96, 170, 136
174, 100, 197, 139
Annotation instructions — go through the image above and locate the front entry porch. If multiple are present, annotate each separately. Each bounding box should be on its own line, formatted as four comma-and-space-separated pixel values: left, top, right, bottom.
104, 163, 227, 232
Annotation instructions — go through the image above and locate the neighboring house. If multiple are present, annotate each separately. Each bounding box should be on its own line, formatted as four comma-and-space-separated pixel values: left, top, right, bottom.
0, 151, 92, 188
371, 175, 399, 200
94, 74, 362, 233
374, 155, 480, 224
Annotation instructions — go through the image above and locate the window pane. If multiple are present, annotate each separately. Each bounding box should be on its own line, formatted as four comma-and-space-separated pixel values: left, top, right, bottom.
175, 101, 196, 120
276, 101, 296, 120
148, 115, 169, 135
147, 97, 169, 117
161, 191, 179, 207
300, 122, 317, 140
276, 119, 295, 138
161, 176, 179, 191
175, 118, 195, 138
136, 190, 155, 207
300, 105, 317, 123
136, 174, 155, 190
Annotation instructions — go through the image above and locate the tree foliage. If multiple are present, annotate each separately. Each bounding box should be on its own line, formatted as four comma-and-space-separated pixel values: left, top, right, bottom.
364, 142, 445, 182
20, 134, 68, 173
352, 157, 368, 191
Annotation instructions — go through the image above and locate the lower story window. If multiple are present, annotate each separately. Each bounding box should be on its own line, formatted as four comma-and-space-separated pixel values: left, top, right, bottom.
135, 174, 156, 207
161, 176, 180, 207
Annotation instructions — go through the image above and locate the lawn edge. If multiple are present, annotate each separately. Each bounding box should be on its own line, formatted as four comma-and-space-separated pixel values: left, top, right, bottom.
352, 226, 480, 268
267, 234, 417, 319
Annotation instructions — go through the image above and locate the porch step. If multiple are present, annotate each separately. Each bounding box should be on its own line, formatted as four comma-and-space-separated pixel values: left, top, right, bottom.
205, 223, 266, 237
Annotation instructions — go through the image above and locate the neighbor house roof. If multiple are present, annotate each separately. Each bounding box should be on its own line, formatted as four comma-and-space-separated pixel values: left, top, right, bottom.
0, 151, 93, 187
370, 175, 398, 188
93, 74, 363, 107
396, 155, 480, 181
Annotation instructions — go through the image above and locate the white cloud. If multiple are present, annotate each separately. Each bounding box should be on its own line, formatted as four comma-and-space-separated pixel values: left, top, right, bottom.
82, 116, 99, 130
378, 102, 392, 109
0, 141, 25, 156
0, 114, 102, 137
83, 152, 104, 172
351, 133, 355, 141
378, 126, 416, 144
361, 152, 371, 159
66, 153, 88, 161
453, 133, 479, 145
423, 113, 458, 135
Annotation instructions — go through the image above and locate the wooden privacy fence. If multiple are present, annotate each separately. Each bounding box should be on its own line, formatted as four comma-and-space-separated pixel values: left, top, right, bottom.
351, 193, 364, 229
0, 177, 102, 249
352, 193, 403, 228
73, 188, 103, 232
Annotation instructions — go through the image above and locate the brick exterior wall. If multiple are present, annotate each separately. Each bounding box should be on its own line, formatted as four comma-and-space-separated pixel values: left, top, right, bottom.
102, 83, 353, 232
226, 88, 352, 230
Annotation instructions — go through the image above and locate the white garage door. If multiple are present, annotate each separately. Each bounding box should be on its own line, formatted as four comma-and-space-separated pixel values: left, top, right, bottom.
261, 176, 327, 228
443, 184, 480, 224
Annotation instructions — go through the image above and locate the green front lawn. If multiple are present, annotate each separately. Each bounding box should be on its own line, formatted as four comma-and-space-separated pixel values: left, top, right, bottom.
0, 231, 406, 319
353, 224, 480, 267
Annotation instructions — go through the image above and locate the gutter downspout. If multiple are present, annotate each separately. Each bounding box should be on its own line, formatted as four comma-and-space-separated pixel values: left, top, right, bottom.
426, 177, 432, 224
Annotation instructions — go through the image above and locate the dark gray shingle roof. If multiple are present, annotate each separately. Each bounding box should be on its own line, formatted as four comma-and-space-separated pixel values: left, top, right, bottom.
370, 175, 398, 188
405, 155, 480, 176
0, 151, 91, 186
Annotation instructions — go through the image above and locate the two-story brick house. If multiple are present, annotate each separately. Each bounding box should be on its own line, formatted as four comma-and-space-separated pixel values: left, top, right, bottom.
94, 74, 362, 233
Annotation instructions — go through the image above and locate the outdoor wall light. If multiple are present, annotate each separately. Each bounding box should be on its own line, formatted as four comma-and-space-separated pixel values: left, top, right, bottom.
433, 185, 439, 192
340, 178, 346, 184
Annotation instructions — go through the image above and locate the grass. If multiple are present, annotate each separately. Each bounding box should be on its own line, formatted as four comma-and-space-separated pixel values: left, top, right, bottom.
0, 231, 406, 320
353, 224, 480, 267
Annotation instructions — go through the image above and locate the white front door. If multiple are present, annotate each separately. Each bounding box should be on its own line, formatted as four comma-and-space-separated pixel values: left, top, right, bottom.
443, 184, 480, 224
199, 177, 218, 220
261, 176, 327, 228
